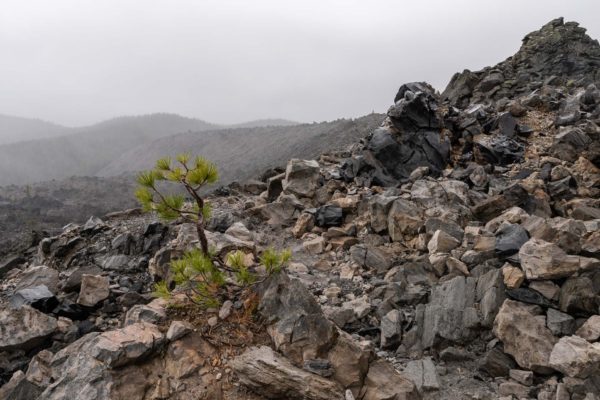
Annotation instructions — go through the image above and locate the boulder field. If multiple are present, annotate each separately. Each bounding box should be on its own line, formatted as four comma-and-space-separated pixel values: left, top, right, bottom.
3, 17, 600, 399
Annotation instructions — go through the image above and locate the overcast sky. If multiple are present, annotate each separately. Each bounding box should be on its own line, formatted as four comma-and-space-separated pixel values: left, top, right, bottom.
1, 0, 599, 126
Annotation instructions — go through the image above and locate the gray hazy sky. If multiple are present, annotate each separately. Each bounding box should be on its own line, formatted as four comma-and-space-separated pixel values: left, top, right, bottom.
1, 0, 599, 127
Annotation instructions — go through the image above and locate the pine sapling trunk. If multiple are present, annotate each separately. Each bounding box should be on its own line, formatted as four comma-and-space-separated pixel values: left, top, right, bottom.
196, 204, 209, 256
185, 182, 209, 256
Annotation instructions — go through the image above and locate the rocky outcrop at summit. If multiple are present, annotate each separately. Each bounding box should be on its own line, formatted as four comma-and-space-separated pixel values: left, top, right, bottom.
443, 17, 600, 108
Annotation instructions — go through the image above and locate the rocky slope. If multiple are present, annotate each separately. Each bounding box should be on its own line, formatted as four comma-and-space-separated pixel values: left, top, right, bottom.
0, 115, 383, 256
97, 114, 385, 180
2, 17, 600, 400
0, 176, 139, 258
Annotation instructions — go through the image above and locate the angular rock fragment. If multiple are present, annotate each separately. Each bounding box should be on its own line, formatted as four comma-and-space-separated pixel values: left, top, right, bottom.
479, 347, 517, 377
388, 199, 423, 241
422, 276, 479, 347
473, 134, 524, 165
502, 264, 524, 289
509, 369, 534, 386
77, 274, 110, 307
327, 331, 372, 394
493, 300, 557, 373
549, 335, 600, 378
10, 284, 58, 312
403, 358, 440, 392
0, 305, 57, 352
39, 322, 164, 399
380, 309, 403, 349
369, 194, 397, 233
495, 223, 529, 257
559, 276, 599, 316
350, 245, 392, 274
303, 236, 325, 255
292, 212, 314, 238
518, 238, 599, 280
576, 315, 600, 342
477, 268, 507, 327
283, 159, 320, 198
315, 205, 344, 228
427, 229, 460, 254
472, 184, 529, 222
546, 308, 576, 336
360, 359, 421, 400
123, 299, 167, 326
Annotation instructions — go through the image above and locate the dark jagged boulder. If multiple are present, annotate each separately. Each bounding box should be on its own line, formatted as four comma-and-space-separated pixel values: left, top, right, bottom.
315, 205, 344, 228
361, 83, 450, 184
495, 224, 529, 257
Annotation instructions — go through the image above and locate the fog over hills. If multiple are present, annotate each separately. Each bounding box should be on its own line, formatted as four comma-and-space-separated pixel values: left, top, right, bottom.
0, 114, 71, 145
99, 114, 385, 184
0, 113, 217, 185
0, 113, 304, 186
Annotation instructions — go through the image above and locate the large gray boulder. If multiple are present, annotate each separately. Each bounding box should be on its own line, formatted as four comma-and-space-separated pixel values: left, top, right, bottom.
493, 300, 557, 374
549, 335, 600, 378
282, 159, 320, 198
518, 238, 599, 280
39, 322, 165, 399
258, 273, 337, 366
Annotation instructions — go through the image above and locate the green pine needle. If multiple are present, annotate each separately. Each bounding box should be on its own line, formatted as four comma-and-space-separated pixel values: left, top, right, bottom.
152, 281, 171, 299
136, 171, 156, 188
156, 157, 172, 171
176, 153, 191, 165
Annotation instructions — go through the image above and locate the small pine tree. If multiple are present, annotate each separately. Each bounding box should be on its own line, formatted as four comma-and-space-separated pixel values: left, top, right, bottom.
135, 154, 217, 255
135, 154, 291, 307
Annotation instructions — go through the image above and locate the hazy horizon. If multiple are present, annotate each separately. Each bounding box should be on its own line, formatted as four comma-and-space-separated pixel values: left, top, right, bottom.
1, 0, 599, 127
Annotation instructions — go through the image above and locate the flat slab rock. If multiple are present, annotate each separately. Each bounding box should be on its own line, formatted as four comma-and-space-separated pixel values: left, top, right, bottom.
0, 305, 57, 352
232, 346, 344, 400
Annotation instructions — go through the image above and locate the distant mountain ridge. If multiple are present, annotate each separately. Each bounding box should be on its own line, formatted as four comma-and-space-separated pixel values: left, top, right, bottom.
0, 113, 218, 185
0, 114, 71, 145
227, 118, 300, 129
0, 113, 304, 186
98, 114, 385, 185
